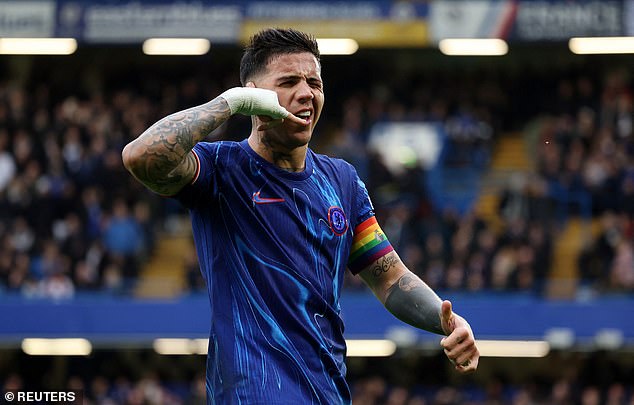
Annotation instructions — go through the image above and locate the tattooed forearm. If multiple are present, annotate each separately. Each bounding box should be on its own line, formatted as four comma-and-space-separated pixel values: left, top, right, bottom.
123, 97, 231, 195
372, 254, 398, 277
384, 274, 444, 335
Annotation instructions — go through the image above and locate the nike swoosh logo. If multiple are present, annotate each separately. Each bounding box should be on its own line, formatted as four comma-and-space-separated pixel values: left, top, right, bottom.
252, 191, 285, 204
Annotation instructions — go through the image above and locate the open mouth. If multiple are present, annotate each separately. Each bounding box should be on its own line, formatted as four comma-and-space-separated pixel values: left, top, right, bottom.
294, 111, 311, 119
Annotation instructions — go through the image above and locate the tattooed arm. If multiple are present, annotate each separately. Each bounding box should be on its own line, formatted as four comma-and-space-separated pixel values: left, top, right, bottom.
122, 87, 298, 195
122, 98, 231, 196
358, 251, 444, 334
358, 251, 479, 373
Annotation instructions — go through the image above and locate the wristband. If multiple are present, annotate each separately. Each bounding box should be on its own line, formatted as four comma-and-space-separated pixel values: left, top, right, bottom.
219, 87, 289, 119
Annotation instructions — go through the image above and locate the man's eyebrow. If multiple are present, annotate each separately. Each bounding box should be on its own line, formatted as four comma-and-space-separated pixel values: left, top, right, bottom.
276, 75, 300, 81
276, 74, 322, 83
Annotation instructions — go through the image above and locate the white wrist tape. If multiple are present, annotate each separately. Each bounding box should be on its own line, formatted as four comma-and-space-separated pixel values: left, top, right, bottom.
220, 87, 289, 119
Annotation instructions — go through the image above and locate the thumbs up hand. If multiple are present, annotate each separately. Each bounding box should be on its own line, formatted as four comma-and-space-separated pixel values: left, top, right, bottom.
440, 300, 479, 373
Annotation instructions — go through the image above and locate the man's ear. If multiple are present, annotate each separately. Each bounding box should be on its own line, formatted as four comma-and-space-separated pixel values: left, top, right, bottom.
245, 81, 256, 88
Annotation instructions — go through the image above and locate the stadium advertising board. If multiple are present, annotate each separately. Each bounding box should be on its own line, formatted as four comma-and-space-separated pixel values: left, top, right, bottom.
0, 1, 56, 37
430, 0, 624, 41
514, 0, 623, 40
626, 0, 634, 35
241, 1, 429, 47
7, 0, 625, 44
55, 0, 242, 43
53, 0, 429, 46
430, 1, 518, 40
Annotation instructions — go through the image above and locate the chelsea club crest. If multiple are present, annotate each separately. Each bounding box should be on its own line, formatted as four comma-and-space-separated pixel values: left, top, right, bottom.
328, 206, 348, 236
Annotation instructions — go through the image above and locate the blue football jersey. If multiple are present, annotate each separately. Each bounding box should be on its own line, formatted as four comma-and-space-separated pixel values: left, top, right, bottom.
175, 140, 374, 404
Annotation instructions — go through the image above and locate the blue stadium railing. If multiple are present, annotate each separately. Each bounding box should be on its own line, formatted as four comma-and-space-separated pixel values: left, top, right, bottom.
0, 291, 632, 347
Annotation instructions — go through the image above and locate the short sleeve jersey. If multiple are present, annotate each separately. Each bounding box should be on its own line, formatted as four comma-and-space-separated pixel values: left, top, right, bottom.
174, 140, 375, 405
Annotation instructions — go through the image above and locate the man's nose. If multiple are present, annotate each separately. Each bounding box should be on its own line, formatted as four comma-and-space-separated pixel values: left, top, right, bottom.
296, 81, 314, 103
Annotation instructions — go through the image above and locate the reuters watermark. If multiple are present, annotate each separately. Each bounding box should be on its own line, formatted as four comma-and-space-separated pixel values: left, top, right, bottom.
2, 390, 83, 404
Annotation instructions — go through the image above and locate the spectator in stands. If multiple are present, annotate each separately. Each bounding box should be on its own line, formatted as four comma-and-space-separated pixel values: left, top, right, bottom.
579, 211, 629, 291
0, 130, 16, 192
102, 198, 144, 281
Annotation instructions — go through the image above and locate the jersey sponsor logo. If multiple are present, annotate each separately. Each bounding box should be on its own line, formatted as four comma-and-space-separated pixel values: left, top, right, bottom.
328, 206, 348, 236
252, 191, 286, 204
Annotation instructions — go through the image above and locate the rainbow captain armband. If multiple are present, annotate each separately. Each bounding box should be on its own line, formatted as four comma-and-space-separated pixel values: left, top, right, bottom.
348, 216, 394, 274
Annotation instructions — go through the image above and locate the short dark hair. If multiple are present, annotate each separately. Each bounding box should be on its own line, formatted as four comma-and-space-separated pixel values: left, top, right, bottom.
240, 28, 321, 86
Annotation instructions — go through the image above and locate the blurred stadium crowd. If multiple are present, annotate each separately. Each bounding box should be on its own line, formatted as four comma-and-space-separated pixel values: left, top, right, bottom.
0, 50, 633, 404
0, 79, 161, 297
2, 350, 634, 405
0, 53, 632, 299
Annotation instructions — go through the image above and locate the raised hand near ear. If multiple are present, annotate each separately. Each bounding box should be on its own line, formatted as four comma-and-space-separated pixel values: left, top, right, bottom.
219, 83, 306, 130
439, 300, 479, 373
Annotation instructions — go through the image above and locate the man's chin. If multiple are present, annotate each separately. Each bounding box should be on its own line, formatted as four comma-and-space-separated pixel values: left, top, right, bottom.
262, 125, 313, 150
283, 130, 312, 148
